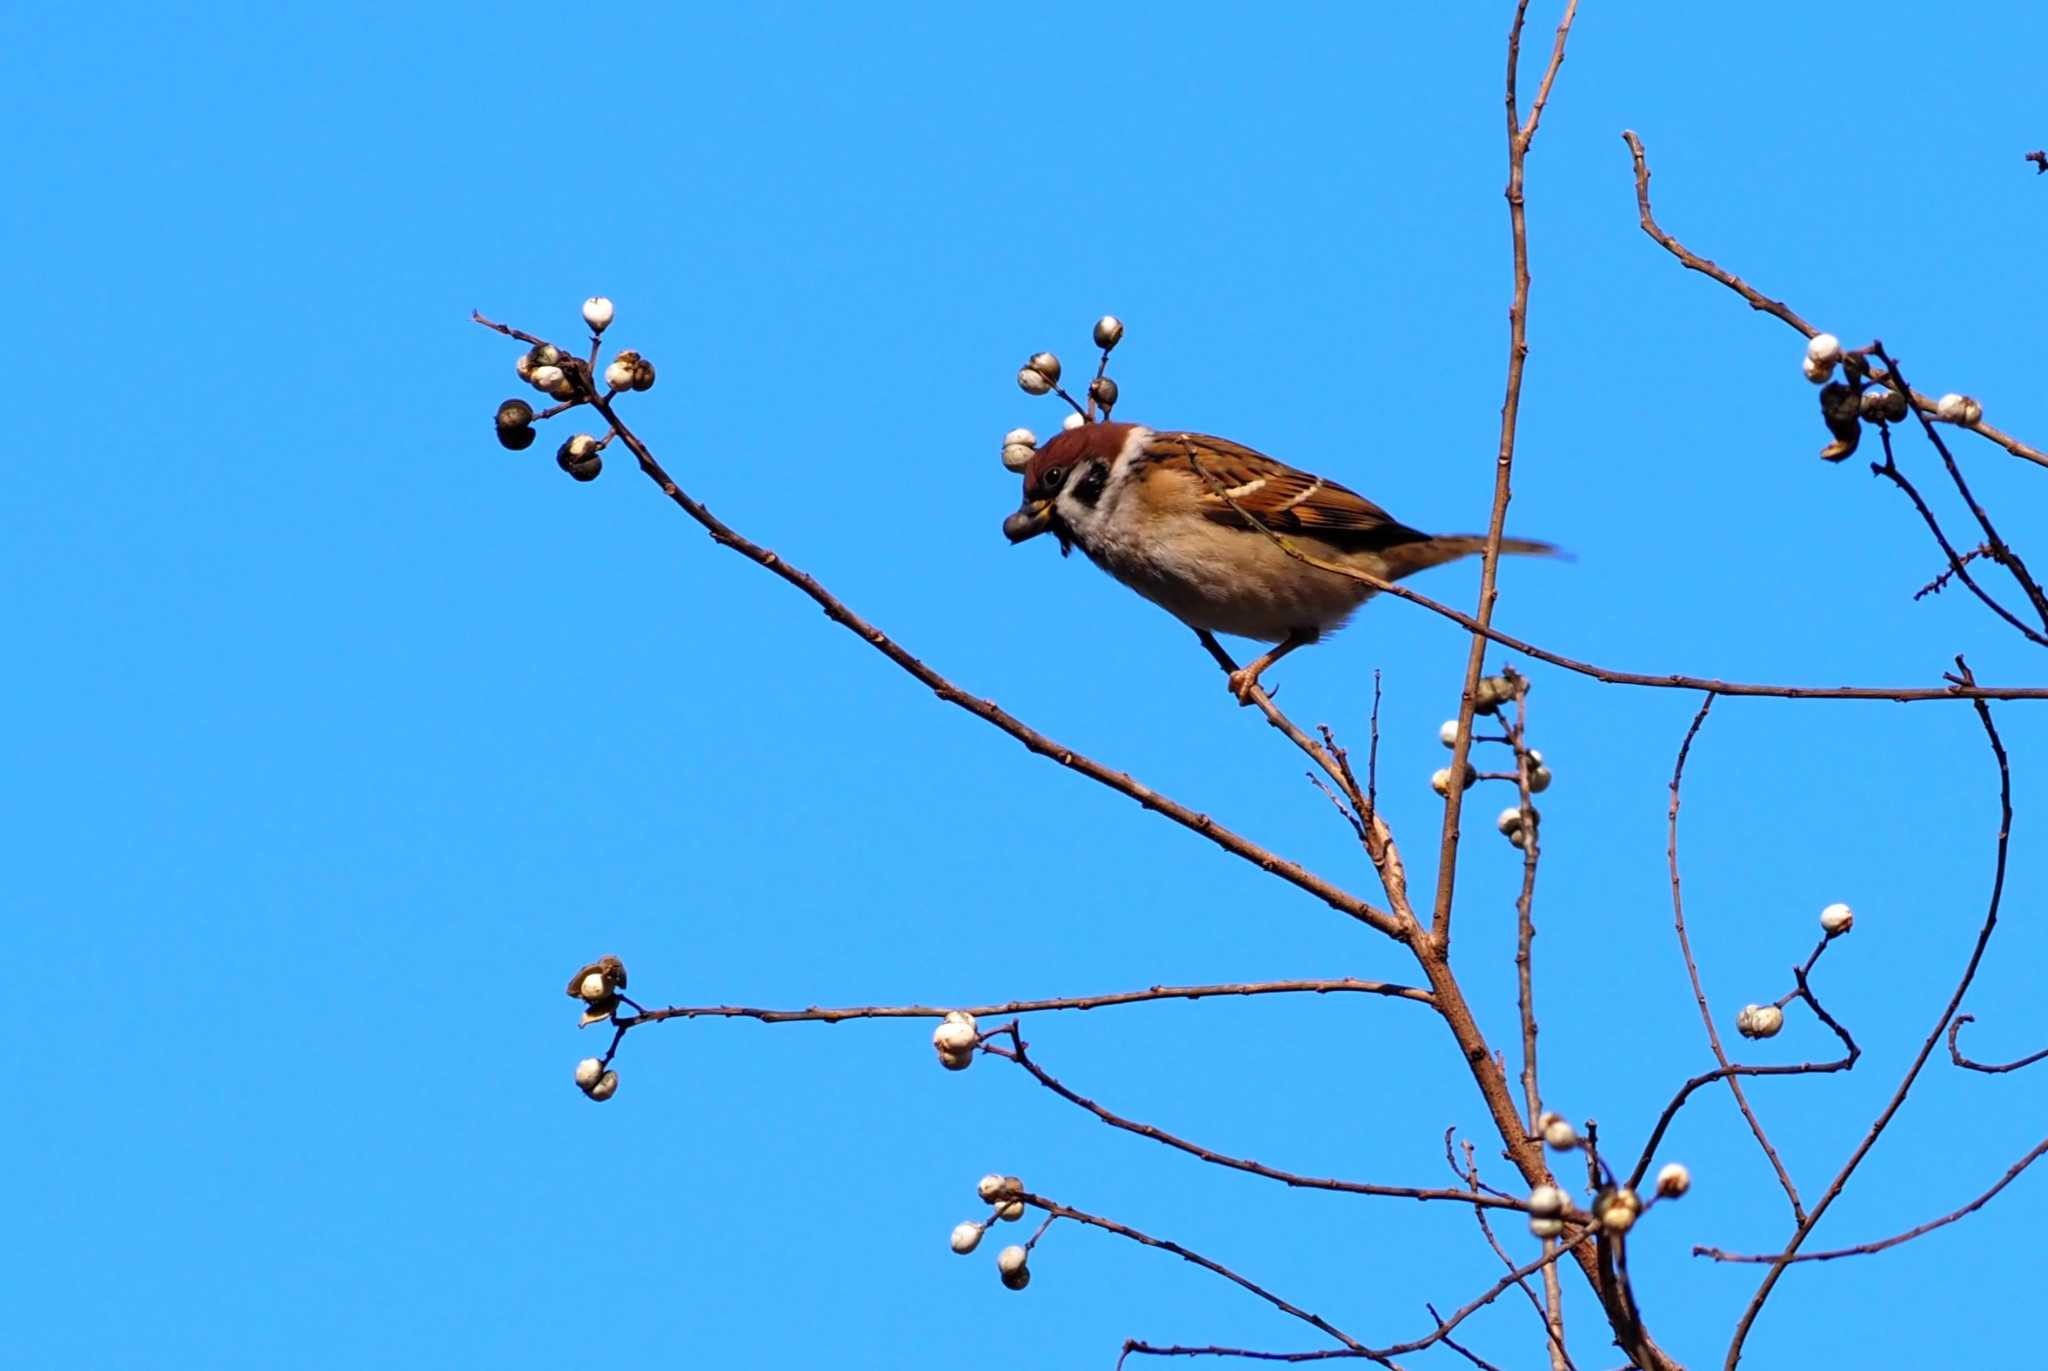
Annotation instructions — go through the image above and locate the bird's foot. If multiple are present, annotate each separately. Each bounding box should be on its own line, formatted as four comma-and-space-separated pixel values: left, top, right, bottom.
1226, 668, 1266, 706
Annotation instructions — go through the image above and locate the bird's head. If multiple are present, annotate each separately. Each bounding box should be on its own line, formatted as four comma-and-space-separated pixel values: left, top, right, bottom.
1002, 421, 1141, 553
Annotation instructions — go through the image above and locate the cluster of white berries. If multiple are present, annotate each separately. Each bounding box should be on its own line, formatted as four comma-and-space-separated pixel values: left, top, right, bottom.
1805, 331, 1981, 426
950, 1175, 1032, 1288
1012, 316, 1126, 431
1527, 1112, 1689, 1239
565, 956, 630, 1100
932, 1011, 980, 1071
1429, 710, 1551, 839
494, 296, 657, 483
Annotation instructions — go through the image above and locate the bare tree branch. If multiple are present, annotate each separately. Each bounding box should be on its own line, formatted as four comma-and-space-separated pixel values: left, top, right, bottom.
1947, 1015, 2048, 1074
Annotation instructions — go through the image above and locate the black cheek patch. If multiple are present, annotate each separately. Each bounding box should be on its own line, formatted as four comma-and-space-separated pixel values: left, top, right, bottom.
1071, 461, 1109, 507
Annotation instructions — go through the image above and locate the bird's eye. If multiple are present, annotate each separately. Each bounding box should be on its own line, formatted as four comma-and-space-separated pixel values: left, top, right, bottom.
1042, 466, 1066, 492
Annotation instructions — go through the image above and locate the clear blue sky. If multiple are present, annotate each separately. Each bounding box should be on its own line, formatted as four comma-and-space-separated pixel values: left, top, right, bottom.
8, 4, 2045, 1367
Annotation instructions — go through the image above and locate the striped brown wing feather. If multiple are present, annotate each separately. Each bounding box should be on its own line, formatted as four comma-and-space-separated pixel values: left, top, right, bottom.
1143, 432, 1434, 552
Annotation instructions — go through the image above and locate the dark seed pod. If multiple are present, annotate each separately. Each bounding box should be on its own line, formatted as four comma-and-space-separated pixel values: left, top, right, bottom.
630, 358, 655, 392
1089, 376, 1119, 412
500, 425, 537, 451
560, 453, 603, 481
1818, 382, 1862, 463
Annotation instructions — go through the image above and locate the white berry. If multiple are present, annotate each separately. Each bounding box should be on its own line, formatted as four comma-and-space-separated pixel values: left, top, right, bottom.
996, 1199, 1024, 1221
1802, 356, 1834, 384
933, 1019, 978, 1053
1597, 1189, 1640, 1232
578, 972, 609, 1001
1540, 1113, 1577, 1151
582, 296, 615, 332
1439, 720, 1460, 747
574, 1057, 603, 1088
977, 1173, 1007, 1202
1936, 393, 1981, 424
1018, 367, 1052, 396
605, 359, 637, 391
587, 1069, 619, 1101
996, 1244, 1029, 1276
1529, 1215, 1565, 1239
1527, 1184, 1568, 1218
530, 364, 567, 393
950, 1222, 983, 1255
1736, 1004, 1785, 1039
1497, 806, 1526, 835
1001, 442, 1036, 472
1820, 902, 1854, 936
1003, 427, 1037, 449
1656, 1163, 1691, 1198
1062, 412, 1086, 431
1806, 333, 1842, 366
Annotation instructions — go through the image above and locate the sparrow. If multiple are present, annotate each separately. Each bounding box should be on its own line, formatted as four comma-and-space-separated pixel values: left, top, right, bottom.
1002, 422, 1558, 700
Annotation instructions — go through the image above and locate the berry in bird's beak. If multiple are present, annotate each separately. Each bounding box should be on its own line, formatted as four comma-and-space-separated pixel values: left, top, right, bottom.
1003, 498, 1053, 543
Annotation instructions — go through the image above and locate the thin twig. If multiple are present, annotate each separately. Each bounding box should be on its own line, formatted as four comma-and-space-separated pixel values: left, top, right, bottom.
1666, 695, 1807, 1222
1695, 1135, 2048, 1264
1947, 1015, 2048, 1074
1724, 661, 2015, 1368
616, 978, 1433, 1031
985, 1029, 1510, 1208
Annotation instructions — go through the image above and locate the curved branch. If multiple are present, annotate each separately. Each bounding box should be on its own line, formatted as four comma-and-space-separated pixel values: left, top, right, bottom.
1948, 1015, 2048, 1074
1621, 130, 2048, 472
1725, 665, 2015, 1368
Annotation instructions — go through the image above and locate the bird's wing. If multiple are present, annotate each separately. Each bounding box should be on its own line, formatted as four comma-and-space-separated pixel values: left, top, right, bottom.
1141, 431, 1434, 550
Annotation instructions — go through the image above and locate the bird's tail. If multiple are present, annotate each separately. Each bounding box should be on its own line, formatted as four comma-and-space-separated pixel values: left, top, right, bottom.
1379, 534, 1565, 581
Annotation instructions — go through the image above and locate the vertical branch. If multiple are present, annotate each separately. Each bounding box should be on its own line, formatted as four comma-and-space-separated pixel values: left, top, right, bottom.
1668, 694, 1808, 1222
1430, 0, 1579, 952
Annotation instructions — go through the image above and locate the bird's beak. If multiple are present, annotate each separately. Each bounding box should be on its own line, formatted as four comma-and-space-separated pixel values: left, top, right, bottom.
1003, 498, 1053, 544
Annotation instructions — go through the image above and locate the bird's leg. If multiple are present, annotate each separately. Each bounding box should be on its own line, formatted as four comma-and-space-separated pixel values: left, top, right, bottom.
1196, 627, 1317, 706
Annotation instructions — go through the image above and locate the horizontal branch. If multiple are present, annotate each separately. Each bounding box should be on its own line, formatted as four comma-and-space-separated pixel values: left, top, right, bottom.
619, 978, 1432, 1029
1694, 1134, 2047, 1264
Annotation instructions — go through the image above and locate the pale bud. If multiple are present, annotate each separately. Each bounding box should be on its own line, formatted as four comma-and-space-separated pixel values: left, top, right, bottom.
1027, 352, 1061, 384
1062, 412, 1086, 431
605, 359, 637, 391
977, 1173, 1008, 1202
933, 1019, 979, 1055
1430, 765, 1476, 797
1438, 719, 1460, 747
1596, 1188, 1640, 1233
1003, 428, 1037, 449
1806, 333, 1843, 367
582, 296, 615, 332
1529, 1215, 1565, 1239
1736, 1004, 1785, 1039
1802, 356, 1834, 384
1002, 443, 1036, 472
1820, 902, 1854, 936
1497, 806, 1527, 835
574, 1057, 604, 1089
996, 1244, 1029, 1277
1527, 1183, 1568, 1218
950, 1221, 984, 1255
996, 1200, 1024, 1222
1936, 393, 1981, 424
1093, 315, 1125, 350
1656, 1163, 1691, 1199
1539, 1112, 1577, 1151
587, 1070, 619, 1102
1018, 367, 1052, 396
530, 364, 567, 394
